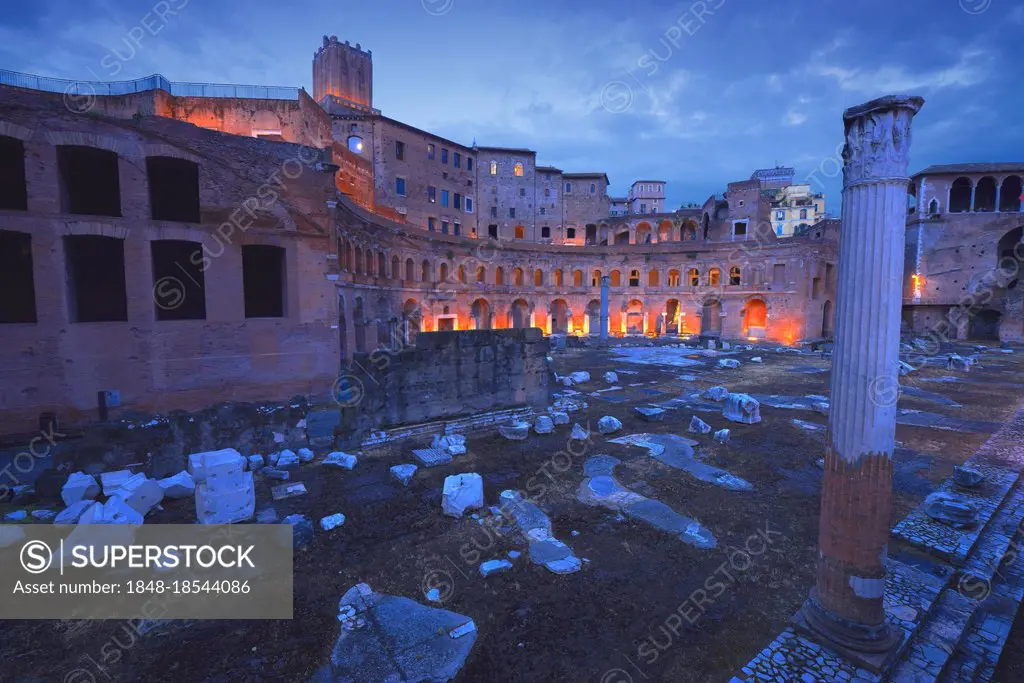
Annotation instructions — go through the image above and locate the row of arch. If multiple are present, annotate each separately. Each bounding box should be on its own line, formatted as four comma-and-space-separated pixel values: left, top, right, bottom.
913, 175, 1023, 214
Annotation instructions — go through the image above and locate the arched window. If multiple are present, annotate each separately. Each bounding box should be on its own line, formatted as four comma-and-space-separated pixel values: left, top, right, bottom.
610, 270, 622, 287
391, 255, 400, 279
439, 263, 449, 282
592, 269, 602, 287
489, 160, 497, 175
514, 162, 524, 177
458, 265, 466, 284
495, 266, 504, 285
648, 270, 659, 287
573, 270, 583, 287
688, 268, 700, 286
421, 259, 431, 282
928, 198, 940, 215
534, 269, 544, 287
949, 177, 972, 213
405, 258, 415, 281
975, 177, 997, 212
629, 269, 640, 287
668, 269, 680, 287
476, 265, 486, 283
1000, 176, 1022, 212
553, 269, 563, 287
729, 266, 741, 286
799, 208, 807, 220
514, 268, 524, 286
709, 268, 721, 286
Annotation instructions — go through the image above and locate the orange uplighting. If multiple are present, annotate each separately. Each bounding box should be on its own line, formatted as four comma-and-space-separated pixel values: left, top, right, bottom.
911, 273, 924, 298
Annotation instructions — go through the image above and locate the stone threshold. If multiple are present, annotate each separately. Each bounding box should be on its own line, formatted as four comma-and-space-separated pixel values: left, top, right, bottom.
360, 406, 536, 450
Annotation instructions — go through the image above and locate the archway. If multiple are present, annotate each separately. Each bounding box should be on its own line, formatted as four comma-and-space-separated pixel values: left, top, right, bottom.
403, 299, 421, 345
999, 176, 1022, 212
635, 222, 652, 244
626, 300, 644, 335
550, 299, 570, 334
509, 299, 530, 329
743, 298, 767, 338
614, 230, 630, 245
949, 177, 972, 213
405, 258, 415, 281
700, 298, 722, 336
658, 220, 673, 242
822, 300, 834, 339
390, 255, 399, 279
421, 259, 431, 283
683, 220, 697, 241
471, 298, 492, 330
666, 299, 681, 334
353, 296, 367, 353
975, 177, 997, 212
586, 299, 601, 336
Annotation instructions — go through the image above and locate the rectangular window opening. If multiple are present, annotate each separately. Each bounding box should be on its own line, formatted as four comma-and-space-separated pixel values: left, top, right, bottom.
147, 157, 200, 223
242, 245, 285, 318
152, 239, 206, 320
58, 146, 121, 217
0, 230, 36, 322
65, 235, 127, 322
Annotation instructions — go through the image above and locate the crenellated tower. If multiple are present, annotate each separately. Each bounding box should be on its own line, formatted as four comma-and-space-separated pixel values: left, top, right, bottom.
313, 35, 373, 109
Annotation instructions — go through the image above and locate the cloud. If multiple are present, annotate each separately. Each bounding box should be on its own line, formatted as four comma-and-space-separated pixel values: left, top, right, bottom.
806, 48, 991, 94
784, 110, 808, 126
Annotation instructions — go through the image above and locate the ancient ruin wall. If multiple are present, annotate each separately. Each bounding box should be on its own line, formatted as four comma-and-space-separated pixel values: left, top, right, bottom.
338, 329, 550, 443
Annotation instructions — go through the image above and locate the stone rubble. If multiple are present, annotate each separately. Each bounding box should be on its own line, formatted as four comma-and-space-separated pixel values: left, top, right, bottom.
634, 406, 666, 422
115, 473, 165, 516
193, 449, 255, 524
61, 472, 100, 506
570, 423, 590, 440
247, 454, 265, 471
688, 416, 712, 434
297, 447, 315, 463
534, 415, 554, 434
80, 497, 144, 525
722, 393, 762, 424
275, 450, 300, 470
713, 429, 730, 444
433, 434, 468, 455
550, 411, 570, 425
412, 447, 453, 468
717, 359, 741, 369
702, 386, 729, 402
271, 482, 308, 500
751, 356, 763, 363
323, 451, 358, 470
603, 371, 618, 383
320, 513, 346, 531
55, 500, 96, 525
597, 416, 622, 434
262, 467, 290, 481
498, 420, 531, 441
389, 464, 418, 487
99, 469, 134, 496
30, 509, 57, 521
479, 559, 513, 577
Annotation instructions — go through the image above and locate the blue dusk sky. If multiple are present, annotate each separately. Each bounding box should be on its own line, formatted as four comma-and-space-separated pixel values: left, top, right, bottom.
2, 0, 1021, 212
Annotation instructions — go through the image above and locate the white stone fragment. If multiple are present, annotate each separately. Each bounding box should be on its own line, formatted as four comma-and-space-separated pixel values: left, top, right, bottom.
603, 371, 618, 383
55, 500, 97, 525
751, 356, 763, 363
442, 473, 484, 518
570, 423, 590, 440
247, 454, 265, 471
80, 497, 144, 525
99, 470, 133, 496
3, 510, 26, 521
723, 393, 762, 424
499, 421, 530, 441
718, 359, 741, 369
320, 513, 346, 531
275, 449, 300, 470
713, 429, 731, 444
479, 559, 513, 577
157, 471, 196, 499
434, 434, 467, 455
115, 473, 165, 515
323, 451, 358, 470
390, 464, 418, 486
61, 472, 100, 506
187, 448, 244, 485
947, 354, 972, 372
597, 416, 622, 435
195, 471, 255, 524
31, 509, 57, 521
689, 416, 712, 434
297, 448, 315, 463
534, 415, 554, 434
551, 411, 570, 425
569, 371, 591, 384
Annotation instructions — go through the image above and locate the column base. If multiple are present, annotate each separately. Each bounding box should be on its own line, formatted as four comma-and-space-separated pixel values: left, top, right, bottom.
792, 588, 905, 673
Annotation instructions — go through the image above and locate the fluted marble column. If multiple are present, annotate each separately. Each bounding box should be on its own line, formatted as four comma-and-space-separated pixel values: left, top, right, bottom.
795, 95, 924, 671
599, 276, 610, 343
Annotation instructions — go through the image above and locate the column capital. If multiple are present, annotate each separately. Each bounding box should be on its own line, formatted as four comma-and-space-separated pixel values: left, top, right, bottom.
842, 95, 924, 186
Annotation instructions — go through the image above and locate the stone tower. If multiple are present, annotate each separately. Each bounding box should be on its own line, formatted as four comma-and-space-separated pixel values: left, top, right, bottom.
313, 35, 373, 108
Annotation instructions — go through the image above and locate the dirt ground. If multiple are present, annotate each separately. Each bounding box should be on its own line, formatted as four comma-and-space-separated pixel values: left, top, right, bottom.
1, 339, 1022, 683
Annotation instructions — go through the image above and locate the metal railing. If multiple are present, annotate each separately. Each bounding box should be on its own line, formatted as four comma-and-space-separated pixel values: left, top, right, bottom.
0, 69, 300, 101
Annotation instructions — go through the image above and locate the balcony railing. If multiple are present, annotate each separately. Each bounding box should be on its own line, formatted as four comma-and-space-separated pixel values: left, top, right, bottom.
0, 69, 300, 100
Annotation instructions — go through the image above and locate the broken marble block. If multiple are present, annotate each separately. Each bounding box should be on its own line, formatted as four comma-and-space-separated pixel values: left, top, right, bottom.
569, 371, 591, 384
275, 450, 300, 470
247, 455, 265, 471
598, 416, 622, 435
479, 559, 513, 578
442, 473, 484, 518
390, 464, 418, 487
534, 415, 554, 434
924, 491, 979, 529
55, 500, 97, 525
634, 407, 666, 422
551, 411, 570, 426
99, 470, 134, 496
61, 472, 100, 506
320, 513, 346, 531
157, 471, 196, 499
283, 514, 314, 549
271, 482, 308, 501
498, 421, 530, 441
603, 371, 618, 383
115, 473, 165, 516
298, 448, 315, 463
897, 360, 915, 376
717, 359, 740, 369
194, 449, 255, 524
813, 401, 830, 416
187, 448, 244, 485
570, 423, 590, 441
262, 467, 290, 481
751, 356, 763, 363
412, 448, 453, 468
3, 510, 26, 522
953, 465, 984, 488
947, 354, 972, 372
433, 434, 467, 456
324, 451, 358, 470
31, 509, 57, 521
688, 416, 712, 434
702, 386, 729, 402
713, 429, 731, 444
80, 497, 144, 525
723, 393, 762, 424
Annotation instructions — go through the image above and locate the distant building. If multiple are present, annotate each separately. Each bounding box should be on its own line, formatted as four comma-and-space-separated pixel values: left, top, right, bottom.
768, 184, 827, 237
627, 180, 665, 215
750, 166, 795, 191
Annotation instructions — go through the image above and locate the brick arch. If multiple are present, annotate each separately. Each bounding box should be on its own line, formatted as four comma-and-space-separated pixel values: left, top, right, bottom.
44, 130, 140, 158
55, 220, 130, 240
141, 143, 202, 165
0, 120, 35, 141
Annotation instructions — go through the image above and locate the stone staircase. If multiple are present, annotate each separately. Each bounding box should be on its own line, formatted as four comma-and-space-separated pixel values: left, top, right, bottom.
731, 407, 1024, 682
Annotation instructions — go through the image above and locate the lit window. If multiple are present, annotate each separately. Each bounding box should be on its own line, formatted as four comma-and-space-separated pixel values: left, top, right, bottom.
515, 225, 525, 239
490, 160, 497, 175
427, 144, 435, 160
428, 186, 436, 203
514, 162, 524, 177
347, 136, 363, 153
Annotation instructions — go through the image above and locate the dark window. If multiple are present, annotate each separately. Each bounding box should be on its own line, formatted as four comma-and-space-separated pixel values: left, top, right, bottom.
467, 158, 473, 171
58, 146, 121, 217
428, 217, 436, 231
454, 152, 461, 168
65, 235, 127, 322
590, 183, 596, 193
147, 157, 200, 223
565, 182, 571, 193
567, 228, 576, 239
540, 207, 546, 215
151, 240, 206, 320
441, 148, 449, 164
490, 206, 498, 218
488, 224, 498, 239
396, 177, 406, 195
541, 226, 550, 238
454, 193, 462, 210
465, 197, 473, 213
0, 136, 28, 211
453, 222, 460, 236
395, 140, 405, 160
734, 221, 747, 236
0, 230, 36, 323
428, 186, 437, 203
427, 144, 435, 160
519, 188, 526, 197
441, 220, 449, 234
509, 207, 515, 218
242, 245, 285, 318
441, 190, 449, 207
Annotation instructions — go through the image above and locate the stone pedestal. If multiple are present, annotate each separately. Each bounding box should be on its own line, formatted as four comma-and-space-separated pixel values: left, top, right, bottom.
599, 276, 610, 344
794, 95, 924, 672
